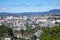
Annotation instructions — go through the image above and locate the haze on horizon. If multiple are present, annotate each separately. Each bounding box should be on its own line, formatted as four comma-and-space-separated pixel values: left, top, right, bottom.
0, 0, 60, 13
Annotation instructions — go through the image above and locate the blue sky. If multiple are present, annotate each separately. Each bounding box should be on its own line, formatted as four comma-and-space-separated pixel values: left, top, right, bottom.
0, 0, 60, 13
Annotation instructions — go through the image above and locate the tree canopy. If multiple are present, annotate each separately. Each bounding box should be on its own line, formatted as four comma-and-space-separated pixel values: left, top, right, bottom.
40, 26, 60, 40
0, 25, 13, 37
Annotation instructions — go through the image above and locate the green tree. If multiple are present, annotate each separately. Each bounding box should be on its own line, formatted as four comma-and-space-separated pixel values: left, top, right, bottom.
40, 26, 60, 40
0, 25, 13, 37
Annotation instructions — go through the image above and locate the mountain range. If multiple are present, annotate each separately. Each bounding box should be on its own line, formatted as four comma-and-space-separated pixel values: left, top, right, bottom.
0, 9, 60, 16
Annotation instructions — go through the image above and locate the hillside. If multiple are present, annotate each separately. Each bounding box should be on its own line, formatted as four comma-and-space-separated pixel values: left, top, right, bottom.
0, 9, 60, 16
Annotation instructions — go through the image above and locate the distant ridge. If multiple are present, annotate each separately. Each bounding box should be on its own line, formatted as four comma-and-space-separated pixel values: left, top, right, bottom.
48, 9, 60, 13
0, 9, 60, 16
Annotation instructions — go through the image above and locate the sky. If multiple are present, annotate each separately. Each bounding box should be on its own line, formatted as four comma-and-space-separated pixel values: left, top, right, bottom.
0, 0, 60, 13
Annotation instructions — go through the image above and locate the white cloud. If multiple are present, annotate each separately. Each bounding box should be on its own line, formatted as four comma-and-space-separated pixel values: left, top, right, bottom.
0, 7, 8, 11
35, 4, 43, 7
11, 3, 29, 7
